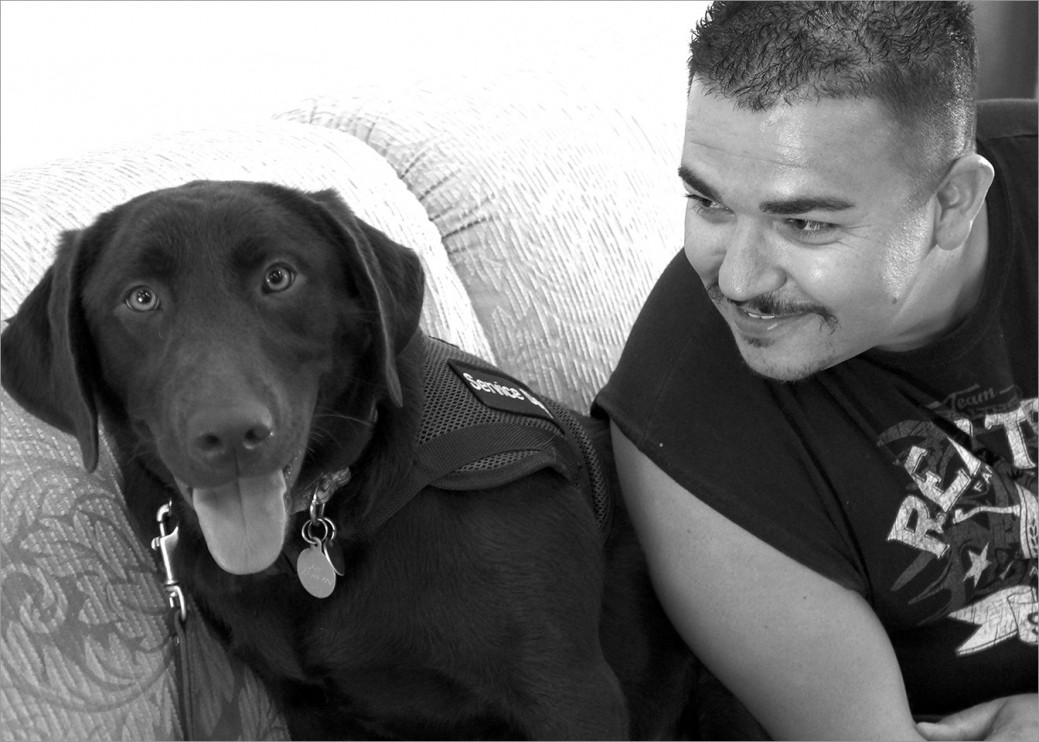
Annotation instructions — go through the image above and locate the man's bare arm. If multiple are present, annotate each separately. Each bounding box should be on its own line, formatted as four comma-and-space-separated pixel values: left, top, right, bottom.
612, 423, 925, 741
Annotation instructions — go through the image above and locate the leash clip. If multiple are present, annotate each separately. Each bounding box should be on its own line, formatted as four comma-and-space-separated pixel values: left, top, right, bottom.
152, 501, 187, 623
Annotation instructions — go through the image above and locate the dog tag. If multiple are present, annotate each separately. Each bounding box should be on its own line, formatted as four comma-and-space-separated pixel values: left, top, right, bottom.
323, 539, 346, 576
297, 544, 337, 599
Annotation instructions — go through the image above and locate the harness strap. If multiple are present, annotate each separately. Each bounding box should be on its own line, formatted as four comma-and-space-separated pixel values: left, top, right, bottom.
358, 423, 579, 540
537, 395, 613, 536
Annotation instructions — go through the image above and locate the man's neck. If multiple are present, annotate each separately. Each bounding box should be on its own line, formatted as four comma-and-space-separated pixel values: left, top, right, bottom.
879, 201, 991, 354
949, 201, 991, 330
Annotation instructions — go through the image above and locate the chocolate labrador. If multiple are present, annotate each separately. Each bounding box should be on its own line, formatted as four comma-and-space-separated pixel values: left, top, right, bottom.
0, 180, 743, 740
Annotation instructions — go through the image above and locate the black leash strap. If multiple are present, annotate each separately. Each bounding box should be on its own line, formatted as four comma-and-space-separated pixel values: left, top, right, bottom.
168, 606, 197, 740
152, 501, 196, 740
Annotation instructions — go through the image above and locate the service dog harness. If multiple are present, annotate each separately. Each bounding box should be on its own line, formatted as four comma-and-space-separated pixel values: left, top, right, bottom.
397, 336, 609, 530
293, 335, 614, 597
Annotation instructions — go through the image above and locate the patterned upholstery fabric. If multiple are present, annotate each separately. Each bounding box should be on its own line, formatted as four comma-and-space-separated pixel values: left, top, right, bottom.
1, 74, 681, 739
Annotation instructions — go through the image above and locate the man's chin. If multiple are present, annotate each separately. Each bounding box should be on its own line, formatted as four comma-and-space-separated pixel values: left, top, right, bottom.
733, 338, 830, 383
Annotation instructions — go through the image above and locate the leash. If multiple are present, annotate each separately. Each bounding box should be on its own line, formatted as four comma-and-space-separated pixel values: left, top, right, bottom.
148, 475, 351, 740
149, 479, 349, 737
146, 393, 378, 732
148, 475, 354, 738
151, 501, 197, 740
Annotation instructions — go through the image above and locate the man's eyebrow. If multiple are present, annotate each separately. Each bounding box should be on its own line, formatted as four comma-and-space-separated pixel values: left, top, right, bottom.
677, 165, 723, 203
759, 195, 855, 215
678, 164, 854, 215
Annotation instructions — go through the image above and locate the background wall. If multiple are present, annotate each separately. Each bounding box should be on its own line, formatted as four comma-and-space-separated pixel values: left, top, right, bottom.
973, 0, 1038, 99
0, 0, 704, 174
1, 1, 1034, 176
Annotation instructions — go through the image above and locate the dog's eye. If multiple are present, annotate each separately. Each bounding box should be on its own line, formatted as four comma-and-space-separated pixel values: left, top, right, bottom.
125, 286, 160, 312
263, 265, 296, 293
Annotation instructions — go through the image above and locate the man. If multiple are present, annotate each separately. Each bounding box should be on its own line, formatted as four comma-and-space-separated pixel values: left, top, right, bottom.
595, 2, 1037, 739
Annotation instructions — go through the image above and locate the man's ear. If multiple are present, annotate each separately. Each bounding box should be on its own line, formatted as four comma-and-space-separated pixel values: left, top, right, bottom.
933, 153, 995, 252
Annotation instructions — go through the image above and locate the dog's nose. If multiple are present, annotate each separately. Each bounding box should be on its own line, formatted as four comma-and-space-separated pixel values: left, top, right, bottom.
188, 406, 274, 467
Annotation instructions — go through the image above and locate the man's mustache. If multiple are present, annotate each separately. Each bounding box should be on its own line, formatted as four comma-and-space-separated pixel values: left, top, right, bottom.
706, 283, 838, 331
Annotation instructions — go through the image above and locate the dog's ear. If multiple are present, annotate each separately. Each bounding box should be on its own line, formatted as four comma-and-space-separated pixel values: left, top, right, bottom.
306, 189, 425, 407
1, 229, 100, 470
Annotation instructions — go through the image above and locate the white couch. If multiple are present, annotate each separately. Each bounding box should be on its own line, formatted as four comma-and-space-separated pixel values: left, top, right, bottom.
0, 69, 686, 739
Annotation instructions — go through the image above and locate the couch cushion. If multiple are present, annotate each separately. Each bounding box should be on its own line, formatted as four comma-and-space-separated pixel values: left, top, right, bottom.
277, 71, 685, 411
1, 121, 487, 740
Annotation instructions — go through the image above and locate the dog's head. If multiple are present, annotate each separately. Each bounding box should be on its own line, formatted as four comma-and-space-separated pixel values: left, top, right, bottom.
1, 180, 424, 575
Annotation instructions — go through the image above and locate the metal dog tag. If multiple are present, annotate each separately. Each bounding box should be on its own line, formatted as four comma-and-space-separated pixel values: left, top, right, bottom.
297, 544, 336, 599
323, 539, 346, 576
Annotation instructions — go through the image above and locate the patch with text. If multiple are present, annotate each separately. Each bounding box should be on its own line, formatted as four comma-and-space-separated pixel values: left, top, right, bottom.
448, 360, 556, 423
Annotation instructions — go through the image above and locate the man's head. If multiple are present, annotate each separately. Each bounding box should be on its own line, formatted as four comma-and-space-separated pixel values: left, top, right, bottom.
688, 1, 978, 186
681, 1, 994, 380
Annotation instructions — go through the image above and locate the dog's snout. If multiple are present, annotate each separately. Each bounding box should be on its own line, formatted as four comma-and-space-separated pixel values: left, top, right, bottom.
188, 405, 274, 467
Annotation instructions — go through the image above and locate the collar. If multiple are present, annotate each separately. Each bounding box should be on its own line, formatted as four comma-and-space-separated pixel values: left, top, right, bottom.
300, 467, 354, 521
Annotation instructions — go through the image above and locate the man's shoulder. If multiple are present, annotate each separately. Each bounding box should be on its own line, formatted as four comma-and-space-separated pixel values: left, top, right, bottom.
976, 99, 1037, 141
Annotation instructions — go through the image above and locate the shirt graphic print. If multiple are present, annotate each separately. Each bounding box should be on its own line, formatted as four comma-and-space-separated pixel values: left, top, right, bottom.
880, 383, 1038, 657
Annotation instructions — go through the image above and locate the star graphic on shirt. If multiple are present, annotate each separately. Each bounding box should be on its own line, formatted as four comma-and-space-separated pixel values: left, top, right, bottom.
963, 544, 991, 588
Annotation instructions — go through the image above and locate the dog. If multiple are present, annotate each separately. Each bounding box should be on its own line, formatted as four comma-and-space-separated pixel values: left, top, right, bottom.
1, 180, 722, 739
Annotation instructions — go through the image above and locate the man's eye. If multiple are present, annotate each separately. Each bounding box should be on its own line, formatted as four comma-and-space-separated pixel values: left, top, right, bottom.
784, 218, 838, 238
684, 193, 730, 215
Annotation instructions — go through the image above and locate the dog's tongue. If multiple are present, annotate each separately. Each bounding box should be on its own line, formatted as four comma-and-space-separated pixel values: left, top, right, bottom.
191, 471, 288, 575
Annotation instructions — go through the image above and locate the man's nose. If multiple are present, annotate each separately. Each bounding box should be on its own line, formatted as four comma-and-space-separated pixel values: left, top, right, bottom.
717, 222, 785, 302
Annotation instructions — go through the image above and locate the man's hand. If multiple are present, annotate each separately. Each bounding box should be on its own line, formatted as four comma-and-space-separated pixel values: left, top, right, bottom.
916, 694, 1038, 741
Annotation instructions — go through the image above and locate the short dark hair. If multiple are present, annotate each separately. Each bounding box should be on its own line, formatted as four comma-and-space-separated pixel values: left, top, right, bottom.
688, 1, 978, 183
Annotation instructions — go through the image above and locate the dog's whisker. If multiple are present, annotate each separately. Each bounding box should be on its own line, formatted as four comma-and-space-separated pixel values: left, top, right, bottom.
312, 411, 375, 427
